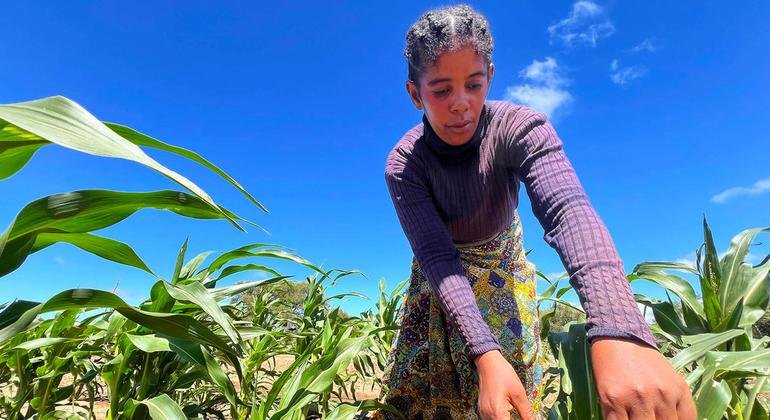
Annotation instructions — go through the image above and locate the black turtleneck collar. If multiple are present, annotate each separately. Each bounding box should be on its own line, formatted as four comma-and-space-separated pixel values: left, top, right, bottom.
423, 104, 490, 159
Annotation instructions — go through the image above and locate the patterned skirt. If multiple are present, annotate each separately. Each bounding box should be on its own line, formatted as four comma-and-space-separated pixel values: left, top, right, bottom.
372, 213, 547, 420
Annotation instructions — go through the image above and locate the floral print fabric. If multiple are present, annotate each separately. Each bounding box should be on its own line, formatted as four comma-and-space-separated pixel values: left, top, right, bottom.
373, 212, 547, 419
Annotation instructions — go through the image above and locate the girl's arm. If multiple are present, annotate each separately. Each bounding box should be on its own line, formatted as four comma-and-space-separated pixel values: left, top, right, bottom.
503, 105, 658, 350
385, 137, 501, 359
503, 105, 701, 420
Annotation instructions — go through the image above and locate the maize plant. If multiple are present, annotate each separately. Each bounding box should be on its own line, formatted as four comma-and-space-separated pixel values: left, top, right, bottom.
631, 218, 770, 419
0, 96, 402, 419
540, 219, 770, 419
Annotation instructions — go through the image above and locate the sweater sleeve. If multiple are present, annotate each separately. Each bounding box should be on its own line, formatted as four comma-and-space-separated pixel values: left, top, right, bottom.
385, 144, 502, 359
504, 108, 659, 350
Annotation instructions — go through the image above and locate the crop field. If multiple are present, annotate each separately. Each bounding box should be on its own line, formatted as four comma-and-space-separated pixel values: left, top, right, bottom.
0, 97, 768, 419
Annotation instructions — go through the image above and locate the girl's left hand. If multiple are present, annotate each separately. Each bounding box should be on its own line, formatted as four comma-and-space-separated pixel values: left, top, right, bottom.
590, 338, 697, 419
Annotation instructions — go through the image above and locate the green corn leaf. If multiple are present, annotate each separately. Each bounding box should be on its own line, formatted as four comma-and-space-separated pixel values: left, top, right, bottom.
326, 400, 405, 420
746, 374, 770, 420
718, 228, 770, 331
694, 378, 731, 420
629, 270, 705, 319
204, 243, 280, 273
713, 297, 744, 333
0, 190, 241, 277
718, 228, 770, 309
632, 261, 700, 276
555, 285, 573, 299
260, 345, 315, 417
669, 329, 745, 370
125, 394, 187, 419
171, 238, 189, 286
702, 217, 724, 328
680, 300, 710, 334
12, 337, 77, 351
739, 258, 770, 329
547, 324, 602, 420
706, 349, 770, 376
0, 302, 42, 344
685, 366, 706, 389
166, 337, 206, 366
125, 333, 172, 353
30, 232, 153, 274
0, 96, 238, 227
539, 279, 559, 300
179, 251, 215, 281
272, 330, 375, 418
208, 276, 291, 302
163, 281, 241, 345
647, 321, 680, 345
539, 308, 556, 341
0, 300, 39, 329
201, 344, 239, 409
214, 264, 282, 283
106, 122, 267, 213
0, 289, 237, 358
250, 249, 325, 275
0, 140, 46, 180
636, 296, 693, 336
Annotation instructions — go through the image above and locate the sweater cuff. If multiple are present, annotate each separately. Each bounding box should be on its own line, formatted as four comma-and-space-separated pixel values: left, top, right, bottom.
586, 325, 659, 351
467, 338, 502, 359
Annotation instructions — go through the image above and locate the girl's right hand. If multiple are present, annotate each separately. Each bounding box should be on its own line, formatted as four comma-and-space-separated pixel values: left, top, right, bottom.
475, 350, 537, 420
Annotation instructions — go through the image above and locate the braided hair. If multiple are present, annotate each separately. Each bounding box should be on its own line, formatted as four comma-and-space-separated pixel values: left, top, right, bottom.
404, 4, 494, 84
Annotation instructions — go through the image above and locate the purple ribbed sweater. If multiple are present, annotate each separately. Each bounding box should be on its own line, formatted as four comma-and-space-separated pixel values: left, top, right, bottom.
384, 100, 658, 358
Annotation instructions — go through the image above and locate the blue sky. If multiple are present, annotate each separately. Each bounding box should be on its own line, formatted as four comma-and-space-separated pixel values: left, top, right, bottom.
1, 1, 768, 316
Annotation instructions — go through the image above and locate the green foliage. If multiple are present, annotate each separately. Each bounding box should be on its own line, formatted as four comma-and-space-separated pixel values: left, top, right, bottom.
546, 324, 602, 420
753, 304, 770, 339
542, 218, 770, 419
630, 218, 770, 419
547, 303, 586, 335
0, 95, 266, 279
0, 95, 400, 419
0, 239, 400, 419
8, 95, 768, 420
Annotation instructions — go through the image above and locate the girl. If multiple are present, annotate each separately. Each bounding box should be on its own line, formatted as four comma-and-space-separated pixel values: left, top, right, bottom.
373, 4, 696, 420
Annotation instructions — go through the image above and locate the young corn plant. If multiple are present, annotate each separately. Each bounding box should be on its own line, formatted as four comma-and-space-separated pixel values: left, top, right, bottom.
0, 96, 266, 279
0, 95, 266, 418
246, 269, 394, 419
630, 218, 770, 419
539, 218, 770, 419
536, 272, 600, 419
355, 278, 408, 399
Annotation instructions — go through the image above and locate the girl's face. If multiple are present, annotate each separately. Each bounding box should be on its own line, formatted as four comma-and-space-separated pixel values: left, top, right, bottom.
406, 46, 494, 146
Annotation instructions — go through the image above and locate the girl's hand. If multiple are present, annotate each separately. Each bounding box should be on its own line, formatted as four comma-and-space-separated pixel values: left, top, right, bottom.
590, 338, 697, 419
475, 350, 537, 420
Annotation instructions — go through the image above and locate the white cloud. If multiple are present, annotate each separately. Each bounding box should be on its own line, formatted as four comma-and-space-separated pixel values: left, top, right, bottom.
610, 59, 647, 86
548, 1, 615, 47
505, 57, 573, 119
53, 256, 66, 266
711, 175, 770, 204
520, 58, 569, 86
629, 37, 659, 53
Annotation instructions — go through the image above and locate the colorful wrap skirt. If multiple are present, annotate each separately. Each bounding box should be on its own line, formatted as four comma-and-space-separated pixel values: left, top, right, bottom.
373, 213, 547, 420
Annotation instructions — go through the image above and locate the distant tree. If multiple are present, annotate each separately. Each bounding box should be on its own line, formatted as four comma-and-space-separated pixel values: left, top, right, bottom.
235, 279, 309, 318
235, 278, 351, 326
547, 303, 586, 333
